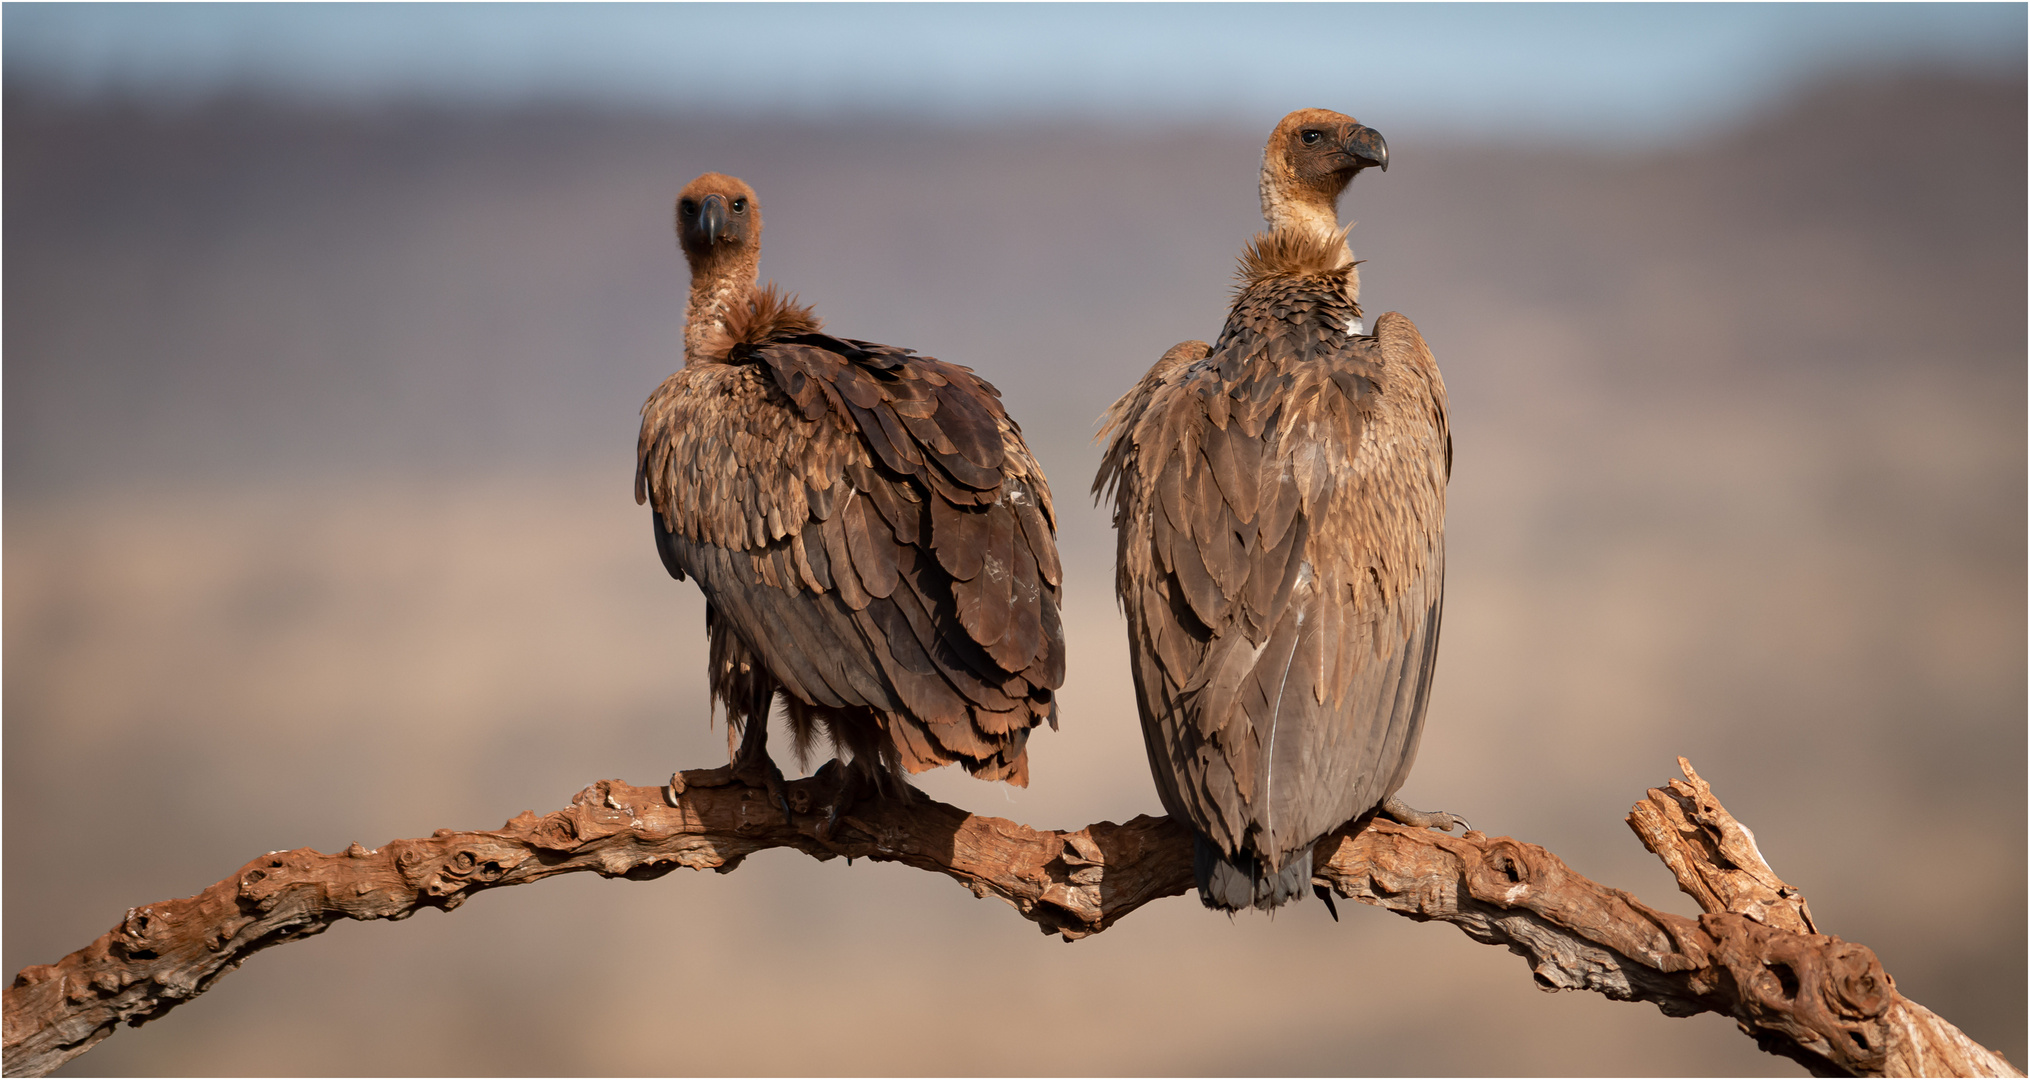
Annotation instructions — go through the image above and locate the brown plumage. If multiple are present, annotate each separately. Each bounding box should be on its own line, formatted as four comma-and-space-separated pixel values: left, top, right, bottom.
638, 173, 1064, 813
1096, 109, 1459, 912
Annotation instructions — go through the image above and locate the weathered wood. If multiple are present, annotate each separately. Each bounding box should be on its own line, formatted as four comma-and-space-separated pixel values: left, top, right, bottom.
1625, 758, 2019, 1078
4, 760, 2015, 1078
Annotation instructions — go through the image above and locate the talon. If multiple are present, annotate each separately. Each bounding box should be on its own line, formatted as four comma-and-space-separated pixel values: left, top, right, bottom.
1381, 795, 1470, 833
1313, 883, 1340, 921
679, 765, 741, 790
813, 757, 871, 842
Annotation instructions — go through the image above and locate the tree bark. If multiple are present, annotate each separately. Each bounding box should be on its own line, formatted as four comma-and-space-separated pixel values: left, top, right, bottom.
3, 759, 2015, 1078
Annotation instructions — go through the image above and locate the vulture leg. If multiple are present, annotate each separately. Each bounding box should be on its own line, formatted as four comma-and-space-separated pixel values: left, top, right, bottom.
817, 764, 869, 842
811, 713, 914, 842
678, 722, 791, 821
672, 737, 789, 821
728, 713, 792, 822
682, 613, 792, 821
1379, 795, 1471, 833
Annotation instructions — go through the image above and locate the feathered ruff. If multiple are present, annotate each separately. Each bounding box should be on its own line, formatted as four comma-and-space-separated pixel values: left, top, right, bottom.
1235, 225, 1360, 311
695, 283, 824, 363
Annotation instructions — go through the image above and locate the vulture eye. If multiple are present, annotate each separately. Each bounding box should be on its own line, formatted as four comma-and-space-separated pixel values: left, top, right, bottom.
1300, 130, 1322, 145
679, 200, 696, 217
731, 198, 748, 213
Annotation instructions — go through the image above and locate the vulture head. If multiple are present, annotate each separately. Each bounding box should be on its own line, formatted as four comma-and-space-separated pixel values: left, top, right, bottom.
1259, 108, 1388, 246
675, 172, 762, 266
675, 172, 765, 362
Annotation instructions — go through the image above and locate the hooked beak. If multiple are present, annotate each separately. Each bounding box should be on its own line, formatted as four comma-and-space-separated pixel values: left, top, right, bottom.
1343, 124, 1388, 173
698, 193, 729, 243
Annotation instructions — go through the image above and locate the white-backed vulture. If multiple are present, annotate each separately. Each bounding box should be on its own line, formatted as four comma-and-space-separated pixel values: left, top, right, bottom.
637, 173, 1065, 824
1095, 110, 1463, 912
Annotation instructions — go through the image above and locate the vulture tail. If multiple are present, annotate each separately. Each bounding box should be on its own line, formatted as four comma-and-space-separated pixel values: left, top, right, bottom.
1192, 834, 1310, 912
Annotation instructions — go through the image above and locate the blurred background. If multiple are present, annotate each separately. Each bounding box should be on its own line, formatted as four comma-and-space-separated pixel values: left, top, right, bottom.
5, 3, 2023, 1075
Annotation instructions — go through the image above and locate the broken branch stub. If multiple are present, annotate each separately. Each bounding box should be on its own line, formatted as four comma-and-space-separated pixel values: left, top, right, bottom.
1624, 758, 2018, 1078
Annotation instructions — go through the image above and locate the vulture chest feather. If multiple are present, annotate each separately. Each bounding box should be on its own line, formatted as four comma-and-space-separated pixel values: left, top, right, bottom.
1097, 273, 1447, 865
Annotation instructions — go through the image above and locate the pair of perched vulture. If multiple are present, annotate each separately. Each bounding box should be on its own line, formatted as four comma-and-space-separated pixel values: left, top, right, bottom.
635, 108, 1460, 908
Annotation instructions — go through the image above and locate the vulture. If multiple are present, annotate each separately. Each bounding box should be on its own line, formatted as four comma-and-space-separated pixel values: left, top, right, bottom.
636, 173, 1065, 823
1095, 110, 1464, 912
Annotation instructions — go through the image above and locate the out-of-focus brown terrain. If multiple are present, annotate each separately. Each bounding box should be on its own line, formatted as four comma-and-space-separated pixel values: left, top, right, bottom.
5, 73, 2022, 1075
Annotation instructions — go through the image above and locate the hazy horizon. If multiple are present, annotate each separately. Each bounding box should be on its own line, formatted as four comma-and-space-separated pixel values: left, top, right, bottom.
7, 3, 2023, 143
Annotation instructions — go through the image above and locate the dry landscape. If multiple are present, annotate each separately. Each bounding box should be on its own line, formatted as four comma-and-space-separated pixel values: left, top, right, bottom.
5, 73, 2023, 1074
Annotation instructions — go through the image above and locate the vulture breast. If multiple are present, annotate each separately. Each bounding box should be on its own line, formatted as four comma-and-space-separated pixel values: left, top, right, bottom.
1097, 250, 1448, 879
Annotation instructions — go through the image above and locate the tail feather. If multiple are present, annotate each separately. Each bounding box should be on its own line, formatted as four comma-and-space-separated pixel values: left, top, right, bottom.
1193, 834, 1311, 911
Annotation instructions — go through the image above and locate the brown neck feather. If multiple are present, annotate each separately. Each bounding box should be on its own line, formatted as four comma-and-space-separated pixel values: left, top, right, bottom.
694, 284, 824, 363
683, 244, 761, 364
1258, 154, 1354, 267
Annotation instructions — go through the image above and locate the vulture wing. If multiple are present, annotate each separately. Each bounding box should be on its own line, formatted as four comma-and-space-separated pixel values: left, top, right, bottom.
1098, 268, 1447, 873
639, 327, 1063, 783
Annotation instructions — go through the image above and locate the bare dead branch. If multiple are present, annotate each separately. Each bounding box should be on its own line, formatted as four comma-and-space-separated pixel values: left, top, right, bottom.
1624, 758, 2019, 1078
3, 760, 2015, 1078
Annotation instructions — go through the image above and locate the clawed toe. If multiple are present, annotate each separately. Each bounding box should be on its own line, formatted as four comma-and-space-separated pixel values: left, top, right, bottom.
812, 759, 868, 842
675, 764, 741, 790
1381, 795, 1469, 833
818, 781, 855, 841
729, 759, 791, 823
670, 753, 792, 823
1312, 883, 1340, 921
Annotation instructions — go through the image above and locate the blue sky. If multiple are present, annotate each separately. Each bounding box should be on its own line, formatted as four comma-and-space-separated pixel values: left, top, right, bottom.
5, 3, 2023, 142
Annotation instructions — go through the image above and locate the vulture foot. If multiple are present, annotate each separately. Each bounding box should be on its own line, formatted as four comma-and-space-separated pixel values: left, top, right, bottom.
815, 760, 865, 841
741, 760, 792, 823
668, 761, 792, 820
1380, 795, 1470, 833
727, 717, 792, 822
812, 758, 904, 842
671, 725, 792, 822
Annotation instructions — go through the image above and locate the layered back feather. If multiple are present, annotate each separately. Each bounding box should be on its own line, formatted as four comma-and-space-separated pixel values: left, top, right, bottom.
640, 296, 1064, 785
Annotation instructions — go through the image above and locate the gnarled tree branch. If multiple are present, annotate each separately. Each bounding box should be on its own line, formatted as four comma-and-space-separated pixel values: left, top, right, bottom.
4, 759, 2016, 1078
